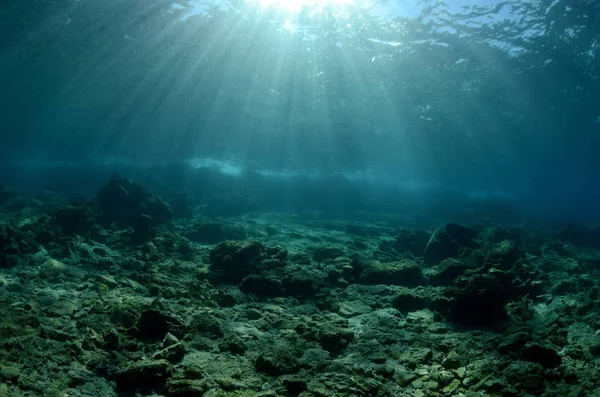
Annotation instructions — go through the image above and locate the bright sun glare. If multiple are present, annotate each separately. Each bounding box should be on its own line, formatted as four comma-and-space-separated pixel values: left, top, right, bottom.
253, 0, 354, 13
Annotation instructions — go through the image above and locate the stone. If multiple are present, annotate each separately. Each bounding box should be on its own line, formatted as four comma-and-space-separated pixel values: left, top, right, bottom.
423, 222, 477, 266
428, 258, 471, 286
313, 246, 344, 262
521, 343, 562, 368
240, 274, 283, 296
115, 359, 172, 391
209, 241, 264, 282
442, 350, 462, 370
165, 379, 208, 397
317, 325, 355, 354
97, 174, 173, 228
393, 229, 431, 256
359, 260, 425, 287
134, 309, 186, 340
391, 288, 427, 312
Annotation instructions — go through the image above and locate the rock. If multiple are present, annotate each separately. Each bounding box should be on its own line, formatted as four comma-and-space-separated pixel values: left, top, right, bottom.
368, 352, 388, 364
256, 350, 301, 376
521, 343, 562, 368
283, 377, 309, 395
165, 379, 208, 397
97, 174, 173, 228
428, 258, 471, 286
393, 229, 431, 256
188, 312, 224, 338
391, 288, 427, 312
359, 260, 425, 287
442, 379, 461, 394
115, 359, 172, 391
313, 246, 344, 262
51, 204, 97, 235
317, 325, 354, 354
0, 223, 34, 268
338, 300, 373, 317
131, 214, 154, 244
485, 240, 517, 267
153, 341, 185, 364
497, 331, 531, 355
289, 252, 311, 265
0, 365, 21, 381
518, 374, 546, 394
557, 224, 600, 247
442, 350, 462, 369
282, 269, 320, 296
209, 241, 264, 282
134, 309, 186, 340
423, 222, 477, 266
240, 274, 283, 296
443, 267, 515, 326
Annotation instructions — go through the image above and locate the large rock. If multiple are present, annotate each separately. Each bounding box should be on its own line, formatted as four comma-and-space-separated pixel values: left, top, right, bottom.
115, 359, 172, 391
428, 258, 472, 286
97, 175, 173, 228
51, 204, 97, 236
359, 260, 425, 287
393, 229, 431, 256
423, 222, 478, 266
209, 241, 264, 282
209, 241, 287, 283
444, 268, 515, 327
0, 223, 34, 268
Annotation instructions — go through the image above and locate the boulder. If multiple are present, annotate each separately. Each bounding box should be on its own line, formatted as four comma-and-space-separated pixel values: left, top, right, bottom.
423, 222, 477, 266
97, 175, 173, 228
359, 260, 425, 287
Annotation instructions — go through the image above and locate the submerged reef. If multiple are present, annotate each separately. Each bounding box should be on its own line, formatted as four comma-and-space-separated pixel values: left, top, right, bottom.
0, 176, 600, 397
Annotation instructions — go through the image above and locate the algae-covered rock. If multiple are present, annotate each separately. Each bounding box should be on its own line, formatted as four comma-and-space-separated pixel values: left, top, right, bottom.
313, 246, 344, 262
240, 274, 283, 296
134, 309, 186, 340
166, 379, 208, 397
445, 268, 515, 327
394, 229, 431, 256
317, 325, 355, 354
0, 223, 35, 268
423, 222, 478, 266
51, 203, 97, 236
97, 174, 173, 228
521, 343, 562, 368
131, 214, 154, 244
209, 241, 287, 283
359, 259, 425, 287
188, 312, 224, 338
115, 359, 172, 391
282, 268, 321, 296
391, 287, 428, 312
428, 258, 471, 286
209, 241, 264, 282
484, 239, 518, 268
256, 349, 302, 375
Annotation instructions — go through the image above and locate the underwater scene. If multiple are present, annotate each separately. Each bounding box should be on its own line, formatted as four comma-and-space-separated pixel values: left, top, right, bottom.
1, 0, 600, 396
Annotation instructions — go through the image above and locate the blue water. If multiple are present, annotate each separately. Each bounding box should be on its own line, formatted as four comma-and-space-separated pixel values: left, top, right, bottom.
0, 0, 599, 221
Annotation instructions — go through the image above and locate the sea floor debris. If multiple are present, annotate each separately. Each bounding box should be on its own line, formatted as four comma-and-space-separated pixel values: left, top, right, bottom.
1, 176, 600, 397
